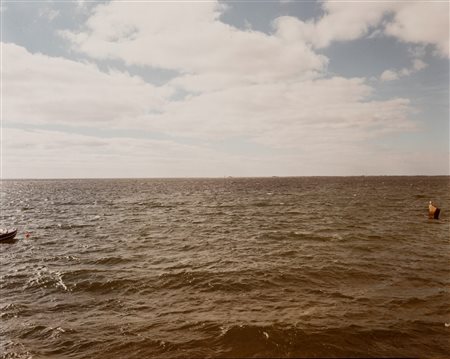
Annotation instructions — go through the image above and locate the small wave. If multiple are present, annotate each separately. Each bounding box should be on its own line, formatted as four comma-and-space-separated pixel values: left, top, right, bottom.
55, 271, 68, 291
0, 303, 31, 320
1, 340, 34, 359
157, 271, 208, 290
274, 249, 298, 257
38, 223, 95, 230
88, 256, 134, 266
69, 276, 149, 295
52, 200, 85, 206
24, 266, 70, 293
18, 324, 71, 341
387, 297, 428, 308
156, 270, 270, 293
414, 194, 427, 199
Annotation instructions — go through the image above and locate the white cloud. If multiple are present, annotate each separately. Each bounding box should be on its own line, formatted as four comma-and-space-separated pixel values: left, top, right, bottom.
60, 0, 327, 89
6, 123, 439, 179
273, 3, 394, 49
60, 1, 448, 97
384, 2, 449, 57
380, 70, 400, 82
312, 2, 392, 48
380, 59, 428, 82
147, 77, 415, 150
4, 2, 445, 177
274, 2, 449, 57
3, 128, 229, 178
3, 43, 171, 127
3, 39, 416, 176
76, 0, 86, 8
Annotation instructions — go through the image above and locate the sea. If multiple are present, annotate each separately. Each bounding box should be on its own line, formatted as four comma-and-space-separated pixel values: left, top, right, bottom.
1, 176, 449, 358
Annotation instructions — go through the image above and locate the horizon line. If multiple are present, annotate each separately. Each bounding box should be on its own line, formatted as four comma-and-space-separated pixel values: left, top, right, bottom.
1, 174, 450, 181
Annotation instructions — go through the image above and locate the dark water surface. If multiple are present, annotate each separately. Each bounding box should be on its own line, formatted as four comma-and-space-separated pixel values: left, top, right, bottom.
1, 177, 449, 358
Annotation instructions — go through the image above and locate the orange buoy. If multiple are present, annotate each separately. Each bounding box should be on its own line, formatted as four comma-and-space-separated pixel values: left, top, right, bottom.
428, 201, 440, 219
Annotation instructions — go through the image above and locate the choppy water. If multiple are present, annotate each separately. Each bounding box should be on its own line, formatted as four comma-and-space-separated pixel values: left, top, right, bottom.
1, 177, 449, 358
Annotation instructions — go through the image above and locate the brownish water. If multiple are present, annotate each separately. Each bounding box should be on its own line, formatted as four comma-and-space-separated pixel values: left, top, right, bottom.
1, 177, 449, 358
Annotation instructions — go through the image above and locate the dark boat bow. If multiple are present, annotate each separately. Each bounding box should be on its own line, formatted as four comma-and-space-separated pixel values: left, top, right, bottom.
0, 228, 18, 243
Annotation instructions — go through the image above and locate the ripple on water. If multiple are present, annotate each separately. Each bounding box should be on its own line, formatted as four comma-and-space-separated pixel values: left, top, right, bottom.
1, 177, 449, 358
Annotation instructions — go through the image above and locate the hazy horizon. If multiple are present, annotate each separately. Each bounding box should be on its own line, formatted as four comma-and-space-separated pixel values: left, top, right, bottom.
2, 174, 450, 181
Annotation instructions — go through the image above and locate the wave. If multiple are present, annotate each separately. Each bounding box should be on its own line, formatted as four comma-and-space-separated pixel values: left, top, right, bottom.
2, 320, 448, 359
19, 264, 388, 297
2, 177, 449, 359
87, 256, 135, 266
24, 266, 69, 293
213, 321, 449, 358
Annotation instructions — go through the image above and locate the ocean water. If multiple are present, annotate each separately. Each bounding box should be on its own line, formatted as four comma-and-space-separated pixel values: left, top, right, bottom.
1, 176, 449, 358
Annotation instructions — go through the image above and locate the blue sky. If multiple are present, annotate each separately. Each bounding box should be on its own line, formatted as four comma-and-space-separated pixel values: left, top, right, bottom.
1, 0, 449, 178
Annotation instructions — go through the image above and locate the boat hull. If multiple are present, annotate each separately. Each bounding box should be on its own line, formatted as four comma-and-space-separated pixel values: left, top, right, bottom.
0, 229, 18, 243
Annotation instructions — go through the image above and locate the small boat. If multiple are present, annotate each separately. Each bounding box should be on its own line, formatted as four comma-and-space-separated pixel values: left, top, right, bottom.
0, 228, 18, 243
428, 201, 440, 219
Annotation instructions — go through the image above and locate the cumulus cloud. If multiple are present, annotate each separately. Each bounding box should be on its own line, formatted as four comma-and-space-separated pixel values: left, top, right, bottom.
3, 42, 416, 175
380, 58, 428, 82
60, 1, 448, 96
380, 70, 399, 82
60, 0, 327, 90
3, 43, 171, 127
384, 2, 449, 57
151, 77, 414, 147
274, 1, 449, 57
300, 2, 391, 48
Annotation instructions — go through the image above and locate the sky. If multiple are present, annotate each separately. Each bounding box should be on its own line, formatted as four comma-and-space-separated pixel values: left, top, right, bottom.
0, 0, 449, 178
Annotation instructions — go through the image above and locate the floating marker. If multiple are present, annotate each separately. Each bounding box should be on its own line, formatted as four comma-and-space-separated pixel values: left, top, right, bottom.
429, 201, 440, 219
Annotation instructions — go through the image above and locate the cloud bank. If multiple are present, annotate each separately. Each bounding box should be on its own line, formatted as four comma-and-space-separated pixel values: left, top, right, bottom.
2, 0, 448, 177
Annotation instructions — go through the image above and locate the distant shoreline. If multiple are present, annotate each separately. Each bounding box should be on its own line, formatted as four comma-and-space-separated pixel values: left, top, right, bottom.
1, 175, 449, 181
